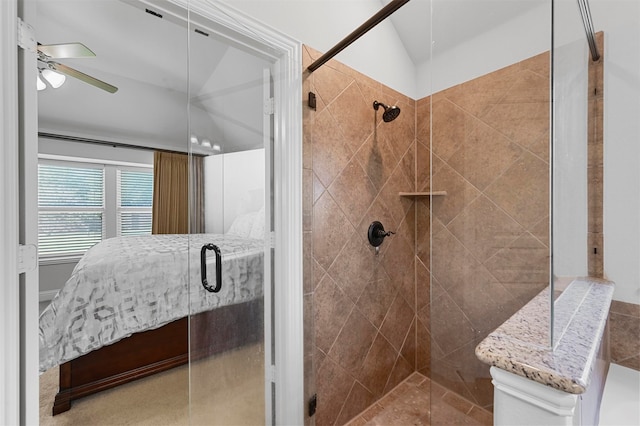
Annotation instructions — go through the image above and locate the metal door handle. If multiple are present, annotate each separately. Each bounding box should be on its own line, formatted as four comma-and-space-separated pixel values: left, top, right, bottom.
201, 243, 222, 293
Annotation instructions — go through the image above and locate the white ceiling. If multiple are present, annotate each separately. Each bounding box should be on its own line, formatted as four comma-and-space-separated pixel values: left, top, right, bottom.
383, 0, 543, 66
37, 0, 270, 154
36, 0, 544, 154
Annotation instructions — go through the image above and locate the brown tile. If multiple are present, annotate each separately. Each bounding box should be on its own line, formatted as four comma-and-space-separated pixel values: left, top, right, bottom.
416, 97, 431, 146
360, 403, 385, 421
328, 308, 378, 375
400, 141, 416, 190
467, 406, 494, 425
431, 98, 473, 162
383, 355, 414, 395
304, 294, 314, 363
381, 234, 415, 304
356, 277, 396, 328
610, 300, 640, 317
378, 164, 415, 226
312, 108, 353, 188
500, 70, 549, 104
609, 311, 640, 364
430, 292, 477, 356
448, 118, 524, 191
416, 319, 431, 375
416, 199, 430, 269
431, 162, 481, 226
430, 226, 485, 293
439, 339, 495, 407
416, 257, 430, 313
530, 215, 550, 248
336, 381, 376, 426
416, 140, 430, 193
358, 333, 397, 397
312, 191, 354, 270
313, 274, 355, 353
442, 391, 473, 415
400, 319, 417, 370
354, 132, 399, 192
587, 232, 604, 278
312, 172, 325, 205
329, 82, 376, 154
484, 151, 549, 229
443, 63, 521, 119
520, 51, 550, 79
484, 232, 549, 303
345, 415, 367, 426
313, 258, 326, 291
447, 274, 514, 335
328, 159, 377, 227
315, 355, 355, 426
617, 355, 640, 371
482, 101, 549, 147
448, 195, 524, 263
304, 232, 313, 294
527, 130, 550, 163
328, 231, 382, 304
313, 60, 354, 111
380, 293, 415, 352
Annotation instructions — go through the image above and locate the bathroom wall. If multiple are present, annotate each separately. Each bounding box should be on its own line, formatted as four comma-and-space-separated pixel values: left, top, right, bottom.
303, 45, 418, 425
425, 52, 551, 411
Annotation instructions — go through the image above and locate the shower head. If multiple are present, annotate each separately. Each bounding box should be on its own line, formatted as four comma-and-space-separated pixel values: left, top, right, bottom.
373, 100, 401, 122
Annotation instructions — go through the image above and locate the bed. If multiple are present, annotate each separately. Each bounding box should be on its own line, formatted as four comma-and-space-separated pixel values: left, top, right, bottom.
39, 232, 265, 415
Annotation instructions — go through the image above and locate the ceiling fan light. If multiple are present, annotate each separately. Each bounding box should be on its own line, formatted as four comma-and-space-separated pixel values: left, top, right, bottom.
42, 69, 66, 89
37, 73, 46, 91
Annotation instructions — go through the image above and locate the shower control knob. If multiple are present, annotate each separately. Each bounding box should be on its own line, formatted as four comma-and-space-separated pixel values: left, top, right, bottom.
367, 221, 395, 248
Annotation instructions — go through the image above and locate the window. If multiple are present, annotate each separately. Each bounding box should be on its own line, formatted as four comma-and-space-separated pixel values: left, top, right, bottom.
38, 159, 153, 260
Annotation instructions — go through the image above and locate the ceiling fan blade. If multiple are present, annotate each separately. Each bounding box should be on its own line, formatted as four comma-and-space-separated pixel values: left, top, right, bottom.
50, 62, 118, 94
38, 43, 96, 59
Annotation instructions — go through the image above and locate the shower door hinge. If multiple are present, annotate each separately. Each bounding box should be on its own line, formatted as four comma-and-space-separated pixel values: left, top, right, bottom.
17, 18, 37, 53
17, 244, 37, 274
263, 97, 274, 115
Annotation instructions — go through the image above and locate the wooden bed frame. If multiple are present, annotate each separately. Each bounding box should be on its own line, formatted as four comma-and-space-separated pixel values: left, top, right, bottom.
52, 298, 263, 415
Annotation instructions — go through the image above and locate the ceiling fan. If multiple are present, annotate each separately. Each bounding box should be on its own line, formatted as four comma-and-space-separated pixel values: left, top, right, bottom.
37, 42, 118, 94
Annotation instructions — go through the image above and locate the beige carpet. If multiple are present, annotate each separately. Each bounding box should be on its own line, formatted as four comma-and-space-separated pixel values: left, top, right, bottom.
40, 344, 265, 425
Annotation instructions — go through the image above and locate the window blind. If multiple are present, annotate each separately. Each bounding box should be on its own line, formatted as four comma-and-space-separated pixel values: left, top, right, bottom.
38, 164, 105, 257
117, 169, 153, 236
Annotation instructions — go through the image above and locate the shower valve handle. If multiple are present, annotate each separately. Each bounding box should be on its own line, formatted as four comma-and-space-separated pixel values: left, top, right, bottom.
367, 221, 395, 248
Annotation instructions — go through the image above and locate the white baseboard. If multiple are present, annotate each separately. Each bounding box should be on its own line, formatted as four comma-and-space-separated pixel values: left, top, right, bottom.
39, 290, 58, 302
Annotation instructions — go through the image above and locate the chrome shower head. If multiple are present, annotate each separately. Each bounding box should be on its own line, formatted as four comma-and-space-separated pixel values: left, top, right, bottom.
373, 100, 401, 122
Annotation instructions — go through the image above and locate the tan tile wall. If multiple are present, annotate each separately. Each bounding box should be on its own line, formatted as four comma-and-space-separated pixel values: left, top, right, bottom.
303, 45, 418, 425
609, 300, 640, 370
423, 52, 551, 411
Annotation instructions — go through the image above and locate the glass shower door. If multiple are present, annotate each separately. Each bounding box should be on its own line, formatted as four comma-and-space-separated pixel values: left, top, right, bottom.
187, 14, 273, 424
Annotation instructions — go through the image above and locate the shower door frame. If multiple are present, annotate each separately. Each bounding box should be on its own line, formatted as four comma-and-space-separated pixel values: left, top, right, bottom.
2, 0, 304, 423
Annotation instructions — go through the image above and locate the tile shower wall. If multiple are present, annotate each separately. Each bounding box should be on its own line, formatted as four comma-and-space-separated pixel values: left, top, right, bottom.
424, 52, 551, 411
303, 46, 418, 425
610, 300, 640, 371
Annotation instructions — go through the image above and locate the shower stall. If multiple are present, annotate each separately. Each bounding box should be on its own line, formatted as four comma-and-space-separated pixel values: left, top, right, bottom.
304, 0, 638, 424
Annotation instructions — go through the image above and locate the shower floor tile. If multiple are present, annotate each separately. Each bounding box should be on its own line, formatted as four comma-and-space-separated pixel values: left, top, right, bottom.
345, 373, 492, 426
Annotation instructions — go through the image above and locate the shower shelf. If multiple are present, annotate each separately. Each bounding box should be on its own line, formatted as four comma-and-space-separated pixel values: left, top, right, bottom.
398, 191, 447, 197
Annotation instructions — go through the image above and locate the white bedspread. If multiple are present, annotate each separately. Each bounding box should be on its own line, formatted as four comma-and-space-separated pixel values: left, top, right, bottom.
39, 234, 264, 372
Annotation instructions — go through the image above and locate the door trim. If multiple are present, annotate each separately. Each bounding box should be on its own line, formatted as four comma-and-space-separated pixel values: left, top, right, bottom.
1, 1, 22, 423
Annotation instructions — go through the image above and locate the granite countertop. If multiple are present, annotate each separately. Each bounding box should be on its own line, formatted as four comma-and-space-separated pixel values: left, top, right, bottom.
475, 277, 614, 394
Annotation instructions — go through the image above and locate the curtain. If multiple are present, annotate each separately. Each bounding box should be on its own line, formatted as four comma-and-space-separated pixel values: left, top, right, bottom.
152, 151, 205, 234
190, 155, 205, 234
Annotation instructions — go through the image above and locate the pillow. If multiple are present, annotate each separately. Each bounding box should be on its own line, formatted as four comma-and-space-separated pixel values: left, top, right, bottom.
227, 211, 258, 238
249, 206, 266, 240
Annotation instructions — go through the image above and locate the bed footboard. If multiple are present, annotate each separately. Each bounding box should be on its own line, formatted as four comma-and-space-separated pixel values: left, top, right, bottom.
53, 299, 263, 415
